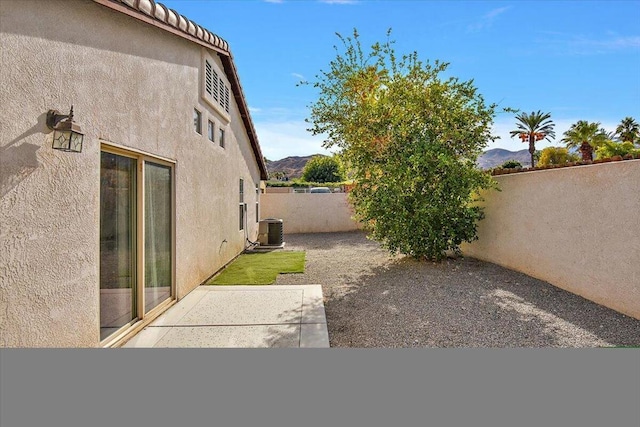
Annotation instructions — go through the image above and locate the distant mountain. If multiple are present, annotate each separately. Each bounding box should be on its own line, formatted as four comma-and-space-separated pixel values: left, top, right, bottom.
266, 149, 530, 179
266, 154, 326, 179
477, 149, 531, 169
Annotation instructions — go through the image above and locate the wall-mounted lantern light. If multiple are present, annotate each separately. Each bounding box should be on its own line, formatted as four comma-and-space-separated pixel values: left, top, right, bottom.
46, 106, 84, 153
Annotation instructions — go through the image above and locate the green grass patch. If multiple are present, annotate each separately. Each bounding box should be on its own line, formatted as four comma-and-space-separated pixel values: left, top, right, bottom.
207, 251, 305, 285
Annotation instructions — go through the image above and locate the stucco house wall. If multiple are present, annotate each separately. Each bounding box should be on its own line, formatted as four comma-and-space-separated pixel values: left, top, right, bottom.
0, 0, 266, 346
462, 160, 640, 320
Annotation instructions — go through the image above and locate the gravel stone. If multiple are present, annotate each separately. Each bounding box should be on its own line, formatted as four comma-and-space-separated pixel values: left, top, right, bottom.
274, 231, 640, 348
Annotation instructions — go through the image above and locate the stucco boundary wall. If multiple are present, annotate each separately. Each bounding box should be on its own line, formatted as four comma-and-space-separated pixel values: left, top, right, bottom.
261, 193, 362, 234
462, 160, 640, 320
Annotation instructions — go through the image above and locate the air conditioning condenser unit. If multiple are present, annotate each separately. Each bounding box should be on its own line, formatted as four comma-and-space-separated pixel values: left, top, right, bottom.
258, 218, 284, 248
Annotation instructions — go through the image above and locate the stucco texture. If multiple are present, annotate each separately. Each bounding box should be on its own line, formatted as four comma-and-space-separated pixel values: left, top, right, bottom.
462, 160, 640, 320
1, 0, 261, 346
261, 193, 362, 234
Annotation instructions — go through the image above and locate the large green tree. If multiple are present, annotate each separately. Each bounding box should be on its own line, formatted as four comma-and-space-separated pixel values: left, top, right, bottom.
509, 111, 556, 168
307, 30, 496, 260
615, 117, 639, 145
561, 120, 607, 161
301, 155, 344, 183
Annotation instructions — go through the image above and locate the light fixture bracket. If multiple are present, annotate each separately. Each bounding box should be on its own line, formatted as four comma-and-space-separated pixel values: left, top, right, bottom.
47, 106, 74, 130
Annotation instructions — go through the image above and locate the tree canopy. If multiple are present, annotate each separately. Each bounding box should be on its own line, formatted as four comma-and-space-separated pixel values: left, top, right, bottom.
616, 117, 639, 145
561, 120, 608, 161
301, 155, 345, 183
561, 120, 607, 149
307, 29, 497, 260
537, 147, 579, 166
509, 111, 555, 167
595, 141, 640, 159
500, 160, 523, 169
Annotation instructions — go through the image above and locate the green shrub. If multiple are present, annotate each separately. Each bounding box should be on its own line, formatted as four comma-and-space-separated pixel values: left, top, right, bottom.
537, 146, 579, 166
595, 141, 640, 159
500, 160, 522, 169
306, 29, 497, 260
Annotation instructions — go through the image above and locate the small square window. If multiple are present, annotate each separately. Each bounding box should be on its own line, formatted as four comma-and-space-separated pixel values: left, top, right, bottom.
194, 109, 202, 134
208, 120, 214, 141
219, 128, 225, 148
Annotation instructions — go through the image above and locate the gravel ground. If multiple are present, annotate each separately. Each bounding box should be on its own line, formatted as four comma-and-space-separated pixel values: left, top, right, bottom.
274, 231, 640, 348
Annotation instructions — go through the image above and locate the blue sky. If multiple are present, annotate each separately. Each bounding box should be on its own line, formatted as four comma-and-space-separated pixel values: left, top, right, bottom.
162, 0, 640, 160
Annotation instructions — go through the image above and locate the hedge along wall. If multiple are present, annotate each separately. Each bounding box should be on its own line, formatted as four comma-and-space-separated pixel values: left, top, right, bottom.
260, 193, 362, 234
462, 159, 640, 320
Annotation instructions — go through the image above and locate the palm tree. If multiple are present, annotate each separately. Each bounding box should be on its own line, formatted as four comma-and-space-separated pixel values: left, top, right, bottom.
509, 111, 556, 167
600, 128, 619, 142
615, 117, 639, 145
561, 120, 607, 161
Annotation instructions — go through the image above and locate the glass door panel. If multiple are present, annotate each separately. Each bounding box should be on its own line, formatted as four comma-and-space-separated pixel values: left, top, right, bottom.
100, 152, 137, 340
144, 162, 172, 313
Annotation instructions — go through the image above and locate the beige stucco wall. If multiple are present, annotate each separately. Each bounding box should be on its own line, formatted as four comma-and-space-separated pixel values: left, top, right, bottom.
265, 187, 294, 194
261, 193, 362, 234
0, 0, 261, 346
462, 160, 640, 320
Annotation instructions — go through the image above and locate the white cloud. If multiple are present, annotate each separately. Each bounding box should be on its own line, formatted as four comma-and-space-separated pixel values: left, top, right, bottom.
570, 35, 640, 54
485, 6, 510, 19
537, 32, 640, 55
596, 35, 640, 49
254, 120, 334, 160
468, 6, 511, 32
291, 72, 305, 80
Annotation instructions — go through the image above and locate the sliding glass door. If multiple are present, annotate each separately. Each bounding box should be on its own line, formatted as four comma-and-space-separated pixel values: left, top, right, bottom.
100, 153, 137, 340
100, 148, 174, 342
144, 162, 172, 314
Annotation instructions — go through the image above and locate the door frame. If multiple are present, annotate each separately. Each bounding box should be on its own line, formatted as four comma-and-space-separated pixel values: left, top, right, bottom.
99, 141, 177, 347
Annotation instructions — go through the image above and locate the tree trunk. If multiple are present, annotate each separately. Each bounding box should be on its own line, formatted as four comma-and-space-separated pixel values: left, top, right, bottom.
579, 141, 593, 161
529, 134, 536, 167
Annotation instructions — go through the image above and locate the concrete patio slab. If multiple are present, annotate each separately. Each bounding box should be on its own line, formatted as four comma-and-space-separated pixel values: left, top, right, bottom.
151, 325, 301, 348
177, 289, 303, 325
122, 285, 329, 348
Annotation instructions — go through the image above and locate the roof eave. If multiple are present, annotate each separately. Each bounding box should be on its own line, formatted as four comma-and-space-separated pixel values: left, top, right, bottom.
93, 0, 268, 180
221, 55, 269, 180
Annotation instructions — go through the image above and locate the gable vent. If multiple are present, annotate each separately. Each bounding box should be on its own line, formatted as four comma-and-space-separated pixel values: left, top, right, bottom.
203, 56, 231, 116
205, 60, 213, 96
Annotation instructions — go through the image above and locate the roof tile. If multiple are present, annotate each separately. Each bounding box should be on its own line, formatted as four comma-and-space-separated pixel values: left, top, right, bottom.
102, 0, 229, 52
138, 0, 153, 16
177, 15, 188, 32
154, 3, 167, 21
166, 8, 178, 26
187, 21, 196, 36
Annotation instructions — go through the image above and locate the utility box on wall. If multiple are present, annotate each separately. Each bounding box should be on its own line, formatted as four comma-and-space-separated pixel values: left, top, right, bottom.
258, 219, 284, 247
